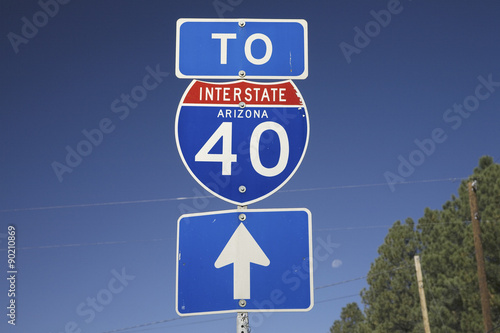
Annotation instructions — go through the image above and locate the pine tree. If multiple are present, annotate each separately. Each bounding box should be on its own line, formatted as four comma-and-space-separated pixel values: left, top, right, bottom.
361, 218, 422, 332
330, 302, 369, 333
472, 156, 500, 327
330, 156, 500, 332
418, 156, 500, 332
418, 203, 477, 332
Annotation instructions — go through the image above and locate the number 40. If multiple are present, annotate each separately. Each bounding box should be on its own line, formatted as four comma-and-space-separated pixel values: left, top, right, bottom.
195, 121, 289, 177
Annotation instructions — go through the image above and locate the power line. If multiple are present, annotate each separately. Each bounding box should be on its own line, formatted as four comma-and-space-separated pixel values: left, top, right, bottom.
316, 219, 500, 232
119, 295, 362, 333
315, 294, 360, 304
98, 288, 365, 332
120, 316, 234, 333
0, 196, 203, 213
315, 276, 367, 290
6, 219, 497, 251
283, 177, 466, 193
0, 238, 172, 251
102, 293, 361, 333
0, 176, 467, 213
316, 225, 394, 231
101, 317, 184, 333
97, 265, 413, 333
315, 263, 414, 292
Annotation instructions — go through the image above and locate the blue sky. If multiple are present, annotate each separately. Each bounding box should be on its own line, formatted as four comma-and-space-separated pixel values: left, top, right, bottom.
1, 0, 500, 332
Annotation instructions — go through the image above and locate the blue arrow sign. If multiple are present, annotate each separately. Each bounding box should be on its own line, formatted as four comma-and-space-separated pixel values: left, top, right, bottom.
175, 208, 313, 316
176, 18, 308, 79
175, 80, 309, 206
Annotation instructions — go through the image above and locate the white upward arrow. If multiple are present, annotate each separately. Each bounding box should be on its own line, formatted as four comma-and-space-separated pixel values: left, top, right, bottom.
214, 223, 270, 300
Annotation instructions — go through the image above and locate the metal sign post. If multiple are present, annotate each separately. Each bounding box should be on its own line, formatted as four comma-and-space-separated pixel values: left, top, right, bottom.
237, 205, 248, 333
237, 312, 249, 333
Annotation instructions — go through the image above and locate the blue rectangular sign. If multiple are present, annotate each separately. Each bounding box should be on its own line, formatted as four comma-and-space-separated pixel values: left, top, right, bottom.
175, 19, 308, 79
175, 208, 313, 316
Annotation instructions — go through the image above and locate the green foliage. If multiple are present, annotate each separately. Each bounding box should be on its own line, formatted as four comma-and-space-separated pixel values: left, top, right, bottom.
361, 219, 422, 332
330, 156, 500, 332
330, 302, 369, 333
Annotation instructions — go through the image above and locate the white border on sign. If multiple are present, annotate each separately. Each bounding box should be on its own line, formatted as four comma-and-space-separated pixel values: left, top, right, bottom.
175, 208, 314, 316
174, 79, 310, 206
175, 18, 308, 80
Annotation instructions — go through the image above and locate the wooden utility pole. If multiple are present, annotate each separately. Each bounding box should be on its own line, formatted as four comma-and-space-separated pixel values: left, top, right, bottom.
414, 255, 431, 333
468, 181, 493, 333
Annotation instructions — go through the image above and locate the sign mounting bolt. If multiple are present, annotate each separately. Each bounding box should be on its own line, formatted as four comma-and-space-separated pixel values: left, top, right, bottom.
239, 70, 246, 78
239, 185, 247, 193
239, 299, 247, 307
239, 102, 246, 108
238, 21, 245, 28
239, 214, 246, 221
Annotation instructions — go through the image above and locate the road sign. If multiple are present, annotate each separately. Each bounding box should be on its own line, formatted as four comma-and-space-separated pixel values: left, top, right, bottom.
175, 79, 309, 206
176, 208, 313, 316
176, 18, 308, 79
